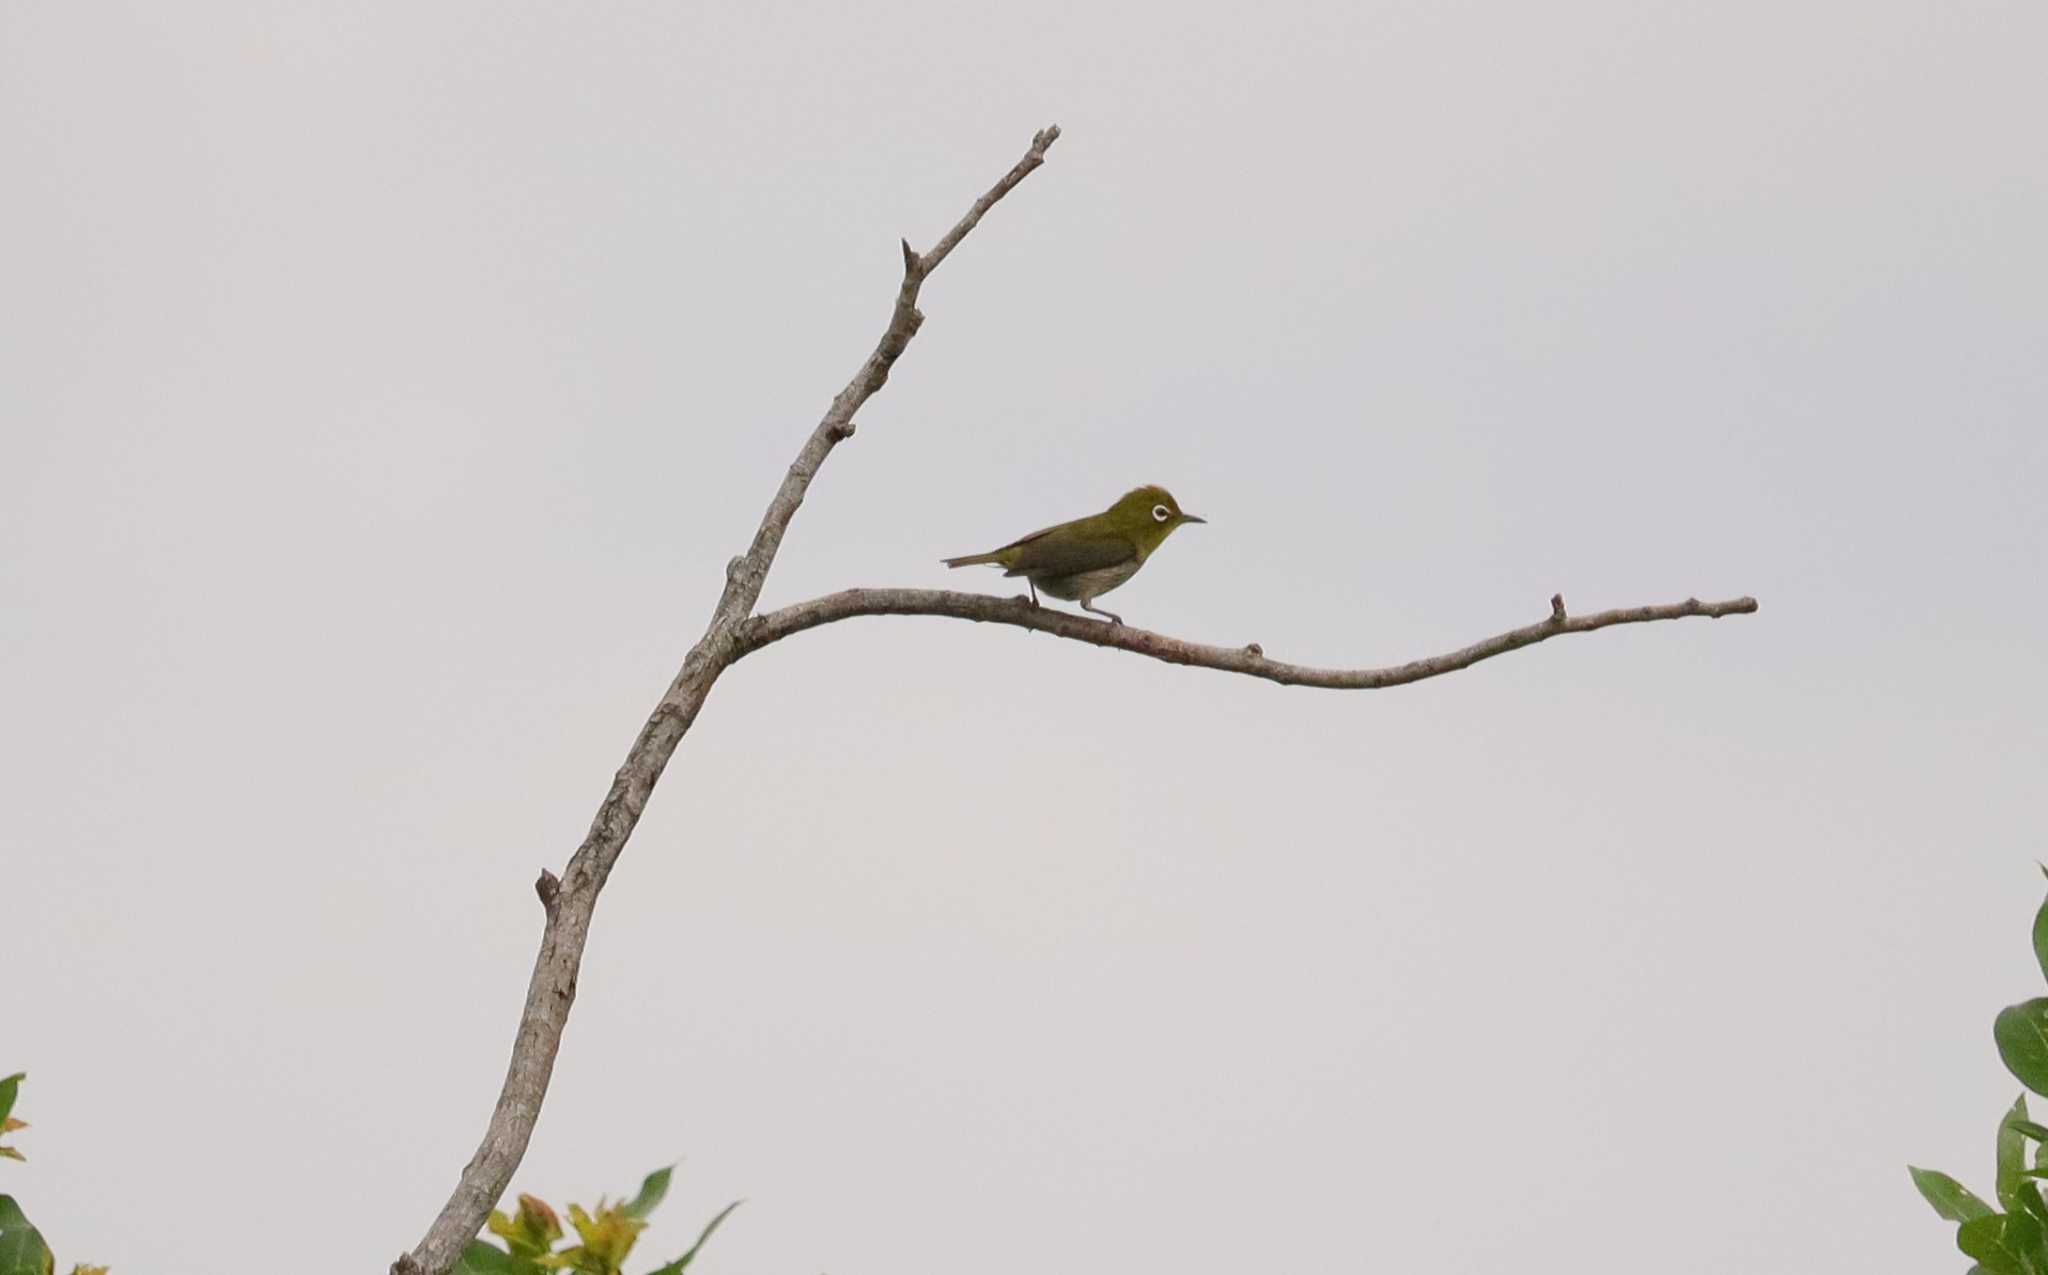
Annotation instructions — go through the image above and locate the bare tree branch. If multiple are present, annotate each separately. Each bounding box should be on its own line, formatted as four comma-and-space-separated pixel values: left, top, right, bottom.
391, 124, 1062, 1275
739, 589, 1759, 686
392, 120, 1759, 1275
712, 124, 1061, 629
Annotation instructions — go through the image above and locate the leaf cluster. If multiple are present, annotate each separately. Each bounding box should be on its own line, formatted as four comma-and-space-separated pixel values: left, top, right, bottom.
456, 1166, 740, 1275
0, 1073, 106, 1275
1911, 885, 2048, 1272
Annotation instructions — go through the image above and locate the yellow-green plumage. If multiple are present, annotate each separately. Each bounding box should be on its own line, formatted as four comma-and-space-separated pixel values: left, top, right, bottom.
942, 484, 1205, 624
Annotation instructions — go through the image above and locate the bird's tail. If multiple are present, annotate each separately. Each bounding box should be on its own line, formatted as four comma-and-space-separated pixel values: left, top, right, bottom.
942, 551, 1002, 568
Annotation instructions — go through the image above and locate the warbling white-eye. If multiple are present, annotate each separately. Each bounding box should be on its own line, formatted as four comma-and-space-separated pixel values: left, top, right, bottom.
942, 485, 1205, 624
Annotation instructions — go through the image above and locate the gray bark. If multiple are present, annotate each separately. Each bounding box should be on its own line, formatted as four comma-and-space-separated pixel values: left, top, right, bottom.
740, 589, 1759, 688
391, 126, 1062, 1275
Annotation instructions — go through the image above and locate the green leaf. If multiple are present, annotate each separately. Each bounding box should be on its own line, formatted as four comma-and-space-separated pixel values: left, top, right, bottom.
1999, 1002, 2048, 1097
2005, 1097, 2034, 1209
2015, 1121, 2048, 1144
452, 1240, 518, 1275
548, 1201, 644, 1274
624, 1166, 673, 1221
645, 1200, 742, 1275
2032, 893, 2048, 987
487, 1195, 561, 1259
0, 1074, 26, 1166
0, 1196, 51, 1275
1917, 1167, 1998, 1222
1958, 1211, 2048, 1275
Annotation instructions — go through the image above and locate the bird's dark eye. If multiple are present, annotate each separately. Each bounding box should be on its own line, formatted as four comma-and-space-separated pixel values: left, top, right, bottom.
1152, 504, 1171, 522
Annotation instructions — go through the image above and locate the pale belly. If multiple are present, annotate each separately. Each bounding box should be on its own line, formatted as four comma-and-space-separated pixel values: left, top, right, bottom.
1032, 560, 1141, 602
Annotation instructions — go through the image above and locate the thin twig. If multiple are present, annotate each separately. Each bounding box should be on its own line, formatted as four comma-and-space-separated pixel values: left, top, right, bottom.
391, 124, 1062, 1275
713, 124, 1061, 629
739, 589, 1760, 688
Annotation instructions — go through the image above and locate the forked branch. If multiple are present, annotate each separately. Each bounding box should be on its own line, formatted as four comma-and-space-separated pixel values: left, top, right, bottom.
392, 122, 1759, 1275
392, 125, 1061, 1275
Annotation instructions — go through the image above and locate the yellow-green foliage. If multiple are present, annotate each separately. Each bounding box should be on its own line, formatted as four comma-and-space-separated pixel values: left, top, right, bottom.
0, 1072, 735, 1275
458, 1165, 740, 1275
0, 1073, 106, 1275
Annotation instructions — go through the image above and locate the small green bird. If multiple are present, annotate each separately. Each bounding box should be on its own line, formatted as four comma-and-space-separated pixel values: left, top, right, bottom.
942, 485, 1206, 625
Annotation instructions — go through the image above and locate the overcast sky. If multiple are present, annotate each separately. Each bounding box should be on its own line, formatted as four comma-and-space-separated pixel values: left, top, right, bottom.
4, 2, 2045, 1272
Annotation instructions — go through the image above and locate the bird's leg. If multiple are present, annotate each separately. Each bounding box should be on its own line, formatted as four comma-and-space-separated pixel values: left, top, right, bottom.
1027, 580, 1040, 607
1080, 599, 1123, 626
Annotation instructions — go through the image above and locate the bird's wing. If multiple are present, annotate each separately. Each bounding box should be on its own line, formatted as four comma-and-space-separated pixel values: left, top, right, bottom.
998, 523, 1137, 578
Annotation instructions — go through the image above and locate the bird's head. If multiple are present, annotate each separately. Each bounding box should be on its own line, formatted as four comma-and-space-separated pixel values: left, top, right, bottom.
1106, 485, 1206, 553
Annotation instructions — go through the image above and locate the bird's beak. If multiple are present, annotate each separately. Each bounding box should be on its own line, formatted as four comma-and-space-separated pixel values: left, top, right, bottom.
1181, 513, 1207, 524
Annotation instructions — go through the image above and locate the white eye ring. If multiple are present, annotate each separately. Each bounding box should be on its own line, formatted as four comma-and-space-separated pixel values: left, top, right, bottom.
1152, 504, 1171, 522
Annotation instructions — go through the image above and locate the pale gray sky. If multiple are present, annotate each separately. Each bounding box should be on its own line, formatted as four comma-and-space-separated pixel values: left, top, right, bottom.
4, 2, 2045, 1271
